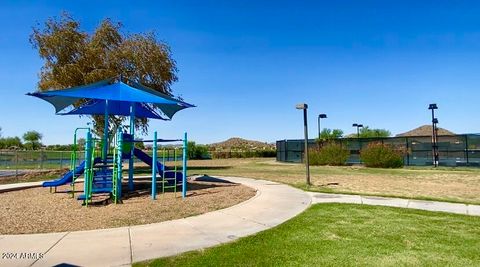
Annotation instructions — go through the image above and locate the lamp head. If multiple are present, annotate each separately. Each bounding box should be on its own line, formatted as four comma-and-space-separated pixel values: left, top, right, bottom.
319, 114, 327, 119
352, 123, 358, 127
428, 103, 438, 110
296, 103, 308, 110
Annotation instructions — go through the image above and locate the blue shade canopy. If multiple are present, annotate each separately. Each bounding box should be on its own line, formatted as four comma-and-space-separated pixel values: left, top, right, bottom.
27, 77, 195, 119
59, 99, 167, 120
153, 103, 190, 119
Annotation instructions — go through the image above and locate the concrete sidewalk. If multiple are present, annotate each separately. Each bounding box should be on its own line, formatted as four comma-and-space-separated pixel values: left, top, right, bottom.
0, 181, 43, 193
0, 177, 311, 267
309, 192, 480, 216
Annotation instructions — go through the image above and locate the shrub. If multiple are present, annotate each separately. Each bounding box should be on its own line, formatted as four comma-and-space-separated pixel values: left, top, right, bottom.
0, 137, 23, 149
360, 142, 404, 168
187, 141, 211, 159
309, 142, 349, 166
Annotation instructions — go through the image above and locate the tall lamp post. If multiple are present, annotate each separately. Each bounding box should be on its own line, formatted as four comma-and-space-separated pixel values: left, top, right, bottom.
428, 104, 439, 167
352, 123, 363, 138
296, 103, 310, 185
317, 114, 327, 139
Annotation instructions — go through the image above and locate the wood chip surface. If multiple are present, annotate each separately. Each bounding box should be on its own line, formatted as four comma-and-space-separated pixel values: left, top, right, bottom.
0, 179, 256, 234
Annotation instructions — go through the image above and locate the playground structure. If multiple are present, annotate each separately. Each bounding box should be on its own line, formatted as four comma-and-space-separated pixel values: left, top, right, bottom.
28, 76, 194, 205
50, 128, 188, 205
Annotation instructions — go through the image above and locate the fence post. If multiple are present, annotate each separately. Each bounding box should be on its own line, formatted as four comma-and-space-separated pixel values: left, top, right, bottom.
60, 151, 63, 169
465, 135, 469, 165
15, 150, 18, 178
406, 137, 410, 166
40, 149, 44, 169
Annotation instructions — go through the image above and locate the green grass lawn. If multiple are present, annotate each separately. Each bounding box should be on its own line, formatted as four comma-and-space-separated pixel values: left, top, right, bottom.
136, 203, 480, 267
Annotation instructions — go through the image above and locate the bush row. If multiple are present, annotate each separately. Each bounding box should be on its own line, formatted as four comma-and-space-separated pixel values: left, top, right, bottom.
212, 150, 276, 159
308, 142, 404, 168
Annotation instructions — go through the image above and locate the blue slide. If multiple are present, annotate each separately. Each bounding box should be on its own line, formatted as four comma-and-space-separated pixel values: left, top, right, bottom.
133, 148, 183, 183
42, 157, 102, 187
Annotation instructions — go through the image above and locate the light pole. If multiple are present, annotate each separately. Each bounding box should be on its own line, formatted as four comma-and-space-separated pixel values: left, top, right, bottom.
428, 104, 439, 167
296, 103, 310, 185
352, 123, 363, 138
317, 114, 327, 140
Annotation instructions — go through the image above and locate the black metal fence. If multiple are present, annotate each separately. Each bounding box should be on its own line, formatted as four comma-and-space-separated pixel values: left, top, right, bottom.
276, 134, 480, 167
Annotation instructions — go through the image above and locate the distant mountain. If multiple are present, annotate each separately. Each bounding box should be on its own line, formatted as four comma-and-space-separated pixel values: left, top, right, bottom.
209, 137, 275, 150
395, 125, 455, 137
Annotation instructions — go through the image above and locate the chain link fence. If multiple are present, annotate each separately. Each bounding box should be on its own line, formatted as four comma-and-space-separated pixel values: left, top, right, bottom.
0, 148, 277, 172
276, 134, 480, 167
0, 149, 183, 171
0, 150, 85, 171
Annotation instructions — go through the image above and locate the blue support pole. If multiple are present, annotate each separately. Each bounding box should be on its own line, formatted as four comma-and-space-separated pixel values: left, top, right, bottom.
102, 99, 109, 161
152, 131, 158, 200
128, 103, 135, 191
182, 132, 188, 198
116, 129, 123, 200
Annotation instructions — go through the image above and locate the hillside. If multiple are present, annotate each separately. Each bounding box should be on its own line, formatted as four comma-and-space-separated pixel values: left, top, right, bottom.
209, 137, 275, 150
396, 125, 455, 137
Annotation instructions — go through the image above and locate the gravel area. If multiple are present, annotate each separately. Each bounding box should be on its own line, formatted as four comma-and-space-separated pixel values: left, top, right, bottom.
0, 177, 256, 234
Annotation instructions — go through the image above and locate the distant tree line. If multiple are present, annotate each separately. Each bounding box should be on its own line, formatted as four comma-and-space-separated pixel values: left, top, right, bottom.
316, 126, 391, 142
0, 129, 44, 150
356, 126, 391, 138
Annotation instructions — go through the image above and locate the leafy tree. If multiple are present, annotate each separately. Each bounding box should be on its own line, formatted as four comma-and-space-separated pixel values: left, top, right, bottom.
30, 13, 178, 136
0, 137, 23, 149
317, 128, 344, 142
347, 126, 391, 138
77, 138, 86, 150
23, 131, 43, 150
45, 144, 74, 151
134, 138, 145, 150
359, 126, 391, 138
187, 141, 210, 159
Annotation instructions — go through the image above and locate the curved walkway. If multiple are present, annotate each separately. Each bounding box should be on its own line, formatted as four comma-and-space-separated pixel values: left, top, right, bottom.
0, 177, 311, 267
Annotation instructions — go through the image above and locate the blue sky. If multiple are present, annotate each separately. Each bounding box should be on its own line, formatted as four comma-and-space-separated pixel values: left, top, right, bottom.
1, 1, 480, 145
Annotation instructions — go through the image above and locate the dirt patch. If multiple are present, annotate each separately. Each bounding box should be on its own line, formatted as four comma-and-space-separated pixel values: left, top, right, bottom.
185, 158, 480, 204
310, 173, 480, 202
0, 178, 256, 234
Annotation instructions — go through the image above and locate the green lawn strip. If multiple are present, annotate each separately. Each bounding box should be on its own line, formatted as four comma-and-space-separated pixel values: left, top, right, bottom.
135, 203, 480, 267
